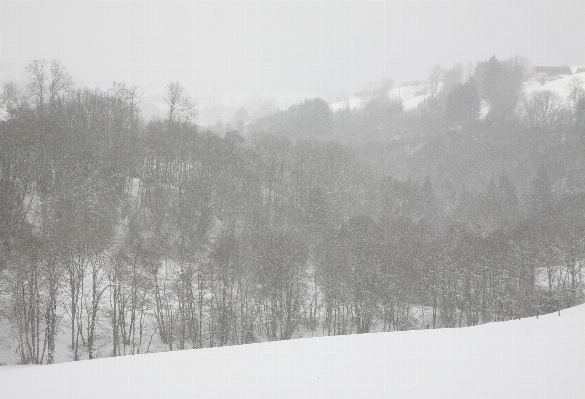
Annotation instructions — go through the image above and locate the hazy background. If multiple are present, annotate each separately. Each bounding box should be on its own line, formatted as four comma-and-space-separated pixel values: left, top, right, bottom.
2, 0, 584, 124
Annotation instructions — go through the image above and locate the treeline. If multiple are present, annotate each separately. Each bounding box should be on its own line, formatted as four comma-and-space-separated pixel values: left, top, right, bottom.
0, 57, 584, 365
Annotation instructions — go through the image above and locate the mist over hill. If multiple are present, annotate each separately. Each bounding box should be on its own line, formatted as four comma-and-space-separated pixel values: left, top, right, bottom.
1, 54, 584, 370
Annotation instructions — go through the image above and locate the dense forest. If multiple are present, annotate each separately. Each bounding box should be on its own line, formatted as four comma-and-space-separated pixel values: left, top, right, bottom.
1, 55, 584, 365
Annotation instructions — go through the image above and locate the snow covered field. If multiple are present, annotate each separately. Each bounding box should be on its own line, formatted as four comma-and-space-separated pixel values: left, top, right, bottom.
525, 71, 585, 98
1, 304, 583, 399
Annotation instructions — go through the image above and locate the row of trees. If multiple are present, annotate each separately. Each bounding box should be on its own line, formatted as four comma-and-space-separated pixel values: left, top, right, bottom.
0, 58, 584, 364
246, 56, 585, 145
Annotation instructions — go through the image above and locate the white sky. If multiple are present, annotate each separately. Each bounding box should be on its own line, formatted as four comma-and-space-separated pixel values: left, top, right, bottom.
1, 1, 585, 121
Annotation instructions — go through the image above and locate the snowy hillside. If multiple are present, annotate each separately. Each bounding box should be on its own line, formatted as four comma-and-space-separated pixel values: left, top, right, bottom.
525, 70, 585, 98
401, 93, 431, 111
330, 83, 433, 112
329, 97, 366, 112
2, 304, 583, 399
330, 70, 585, 115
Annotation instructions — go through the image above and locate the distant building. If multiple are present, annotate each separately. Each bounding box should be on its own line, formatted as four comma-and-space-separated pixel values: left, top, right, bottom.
531, 66, 573, 82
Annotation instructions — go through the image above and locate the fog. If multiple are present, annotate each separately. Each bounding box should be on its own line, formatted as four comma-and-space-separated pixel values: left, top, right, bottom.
2, 1, 585, 389
2, 1, 584, 124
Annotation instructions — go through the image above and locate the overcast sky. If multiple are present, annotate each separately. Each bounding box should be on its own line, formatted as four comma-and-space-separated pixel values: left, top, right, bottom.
1, 1, 585, 122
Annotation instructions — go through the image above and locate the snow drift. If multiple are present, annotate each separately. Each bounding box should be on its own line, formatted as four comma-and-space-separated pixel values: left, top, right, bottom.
1, 304, 584, 399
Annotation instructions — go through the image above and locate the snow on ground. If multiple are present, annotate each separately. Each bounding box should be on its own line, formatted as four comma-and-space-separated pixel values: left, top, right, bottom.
402, 94, 431, 111
330, 83, 433, 113
480, 99, 490, 118
2, 304, 584, 399
329, 97, 366, 112
330, 71, 585, 116
524, 71, 585, 99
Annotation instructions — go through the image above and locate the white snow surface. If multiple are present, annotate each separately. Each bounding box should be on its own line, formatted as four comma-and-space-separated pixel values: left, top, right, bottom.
1, 304, 584, 399
329, 97, 366, 112
402, 93, 431, 111
524, 71, 585, 99
330, 71, 585, 115
480, 99, 490, 119
330, 83, 433, 113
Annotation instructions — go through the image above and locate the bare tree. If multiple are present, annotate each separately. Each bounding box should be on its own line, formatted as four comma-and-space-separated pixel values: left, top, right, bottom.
112, 82, 142, 118
24, 59, 48, 106
1, 82, 27, 113
355, 78, 393, 100
24, 59, 72, 107
47, 60, 73, 104
429, 64, 444, 95
524, 90, 564, 131
164, 81, 196, 123
565, 76, 585, 109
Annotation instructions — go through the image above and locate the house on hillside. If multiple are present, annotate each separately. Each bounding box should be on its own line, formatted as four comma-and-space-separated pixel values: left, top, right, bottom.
531, 66, 573, 82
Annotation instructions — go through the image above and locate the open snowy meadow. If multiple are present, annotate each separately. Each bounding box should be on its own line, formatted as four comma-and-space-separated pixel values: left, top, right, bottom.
1, 304, 583, 399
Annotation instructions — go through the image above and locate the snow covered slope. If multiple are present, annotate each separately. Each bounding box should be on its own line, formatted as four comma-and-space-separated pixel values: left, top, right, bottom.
402, 93, 431, 111
329, 97, 366, 112
525, 70, 585, 99
331, 71, 585, 115
330, 83, 432, 112
2, 304, 584, 399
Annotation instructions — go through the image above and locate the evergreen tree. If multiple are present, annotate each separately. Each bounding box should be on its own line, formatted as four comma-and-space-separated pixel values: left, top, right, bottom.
445, 78, 480, 124
529, 165, 554, 217
474, 55, 524, 120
